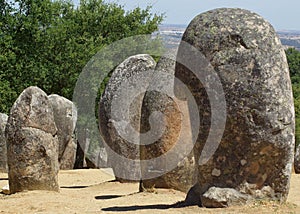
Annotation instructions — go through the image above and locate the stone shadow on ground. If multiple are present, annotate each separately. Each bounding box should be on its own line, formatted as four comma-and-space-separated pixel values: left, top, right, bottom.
95, 191, 140, 201
60, 185, 89, 189
101, 201, 192, 212
95, 195, 123, 200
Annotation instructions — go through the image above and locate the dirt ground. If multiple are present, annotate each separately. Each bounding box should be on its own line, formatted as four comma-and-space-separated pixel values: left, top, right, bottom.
0, 169, 299, 213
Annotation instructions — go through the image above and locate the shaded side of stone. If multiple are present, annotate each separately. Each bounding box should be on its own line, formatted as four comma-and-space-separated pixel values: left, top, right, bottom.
74, 141, 86, 169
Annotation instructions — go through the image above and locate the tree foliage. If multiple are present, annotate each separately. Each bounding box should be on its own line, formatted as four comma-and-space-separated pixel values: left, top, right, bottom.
286, 47, 300, 147
0, 0, 163, 113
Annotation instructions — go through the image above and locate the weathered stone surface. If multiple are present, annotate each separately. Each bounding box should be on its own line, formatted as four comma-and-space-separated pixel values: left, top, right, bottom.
295, 144, 300, 173
0, 113, 8, 172
59, 140, 77, 170
86, 147, 107, 169
176, 8, 295, 206
99, 54, 156, 182
201, 187, 252, 208
6, 86, 59, 193
140, 56, 196, 193
48, 94, 77, 170
238, 182, 275, 199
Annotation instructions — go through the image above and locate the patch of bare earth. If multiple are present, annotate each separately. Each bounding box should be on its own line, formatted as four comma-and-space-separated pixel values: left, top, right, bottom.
0, 169, 299, 213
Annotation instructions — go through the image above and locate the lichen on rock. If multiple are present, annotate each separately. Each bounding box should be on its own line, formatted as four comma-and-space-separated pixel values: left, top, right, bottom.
176, 8, 295, 207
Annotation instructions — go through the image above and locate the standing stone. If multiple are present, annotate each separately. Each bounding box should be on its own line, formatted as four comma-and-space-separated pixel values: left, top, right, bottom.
140, 56, 196, 193
99, 54, 156, 182
6, 86, 59, 193
48, 94, 77, 170
0, 113, 8, 172
176, 8, 295, 206
295, 144, 300, 173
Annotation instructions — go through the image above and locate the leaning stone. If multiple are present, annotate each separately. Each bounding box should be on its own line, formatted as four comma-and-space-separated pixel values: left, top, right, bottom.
6, 86, 59, 193
201, 187, 252, 208
48, 94, 77, 170
176, 8, 295, 205
99, 54, 156, 182
140, 55, 196, 193
0, 113, 8, 172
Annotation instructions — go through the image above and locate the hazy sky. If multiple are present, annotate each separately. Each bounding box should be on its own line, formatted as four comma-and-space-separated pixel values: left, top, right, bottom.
100, 0, 300, 30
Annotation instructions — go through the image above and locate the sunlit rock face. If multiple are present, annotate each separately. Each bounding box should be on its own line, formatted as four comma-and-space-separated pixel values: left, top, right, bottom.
6, 86, 59, 194
176, 8, 295, 207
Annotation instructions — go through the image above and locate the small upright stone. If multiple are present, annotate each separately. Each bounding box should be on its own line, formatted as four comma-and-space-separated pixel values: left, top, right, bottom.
176, 8, 295, 206
99, 54, 156, 182
48, 94, 77, 170
6, 86, 59, 193
0, 113, 8, 172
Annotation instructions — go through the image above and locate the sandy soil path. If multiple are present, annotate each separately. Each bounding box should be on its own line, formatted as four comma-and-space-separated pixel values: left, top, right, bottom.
0, 169, 299, 213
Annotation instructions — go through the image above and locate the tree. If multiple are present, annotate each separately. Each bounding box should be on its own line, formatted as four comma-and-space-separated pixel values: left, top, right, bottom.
286, 48, 300, 84
0, 0, 163, 113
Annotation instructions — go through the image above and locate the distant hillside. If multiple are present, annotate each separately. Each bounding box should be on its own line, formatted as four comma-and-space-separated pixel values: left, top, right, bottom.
158, 24, 300, 51
278, 30, 300, 50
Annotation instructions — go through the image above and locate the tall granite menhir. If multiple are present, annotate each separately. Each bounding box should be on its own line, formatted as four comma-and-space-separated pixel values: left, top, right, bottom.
6, 86, 59, 193
99, 54, 156, 182
176, 8, 295, 207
